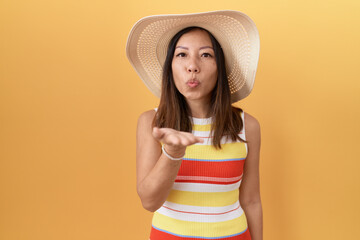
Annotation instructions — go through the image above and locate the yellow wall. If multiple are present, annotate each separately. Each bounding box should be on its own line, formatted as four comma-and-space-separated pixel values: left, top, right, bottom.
1, 0, 359, 239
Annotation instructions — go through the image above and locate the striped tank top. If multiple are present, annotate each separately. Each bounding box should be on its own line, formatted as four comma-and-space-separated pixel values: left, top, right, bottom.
150, 111, 251, 240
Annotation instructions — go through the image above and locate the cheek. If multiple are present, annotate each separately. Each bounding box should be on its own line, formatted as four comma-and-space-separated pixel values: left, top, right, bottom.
210, 73, 218, 90
171, 60, 181, 76
171, 63, 178, 79
172, 61, 187, 78
171, 62, 184, 90
208, 65, 218, 86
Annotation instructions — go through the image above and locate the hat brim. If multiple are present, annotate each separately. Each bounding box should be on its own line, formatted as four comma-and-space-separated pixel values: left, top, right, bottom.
126, 10, 260, 103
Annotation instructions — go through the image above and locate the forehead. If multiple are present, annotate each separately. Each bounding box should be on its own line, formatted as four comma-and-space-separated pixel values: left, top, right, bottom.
175, 29, 213, 46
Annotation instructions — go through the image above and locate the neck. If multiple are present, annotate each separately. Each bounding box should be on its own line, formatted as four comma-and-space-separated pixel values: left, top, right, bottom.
186, 98, 212, 118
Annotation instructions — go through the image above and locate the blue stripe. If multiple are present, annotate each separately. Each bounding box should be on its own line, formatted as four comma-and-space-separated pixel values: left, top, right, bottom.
183, 158, 245, 162
152, 225, 248, 239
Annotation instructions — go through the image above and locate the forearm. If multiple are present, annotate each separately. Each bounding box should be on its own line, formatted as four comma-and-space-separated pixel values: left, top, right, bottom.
242, 202, 263, 240
136, 117, 202, 213
137, 154, 182, 212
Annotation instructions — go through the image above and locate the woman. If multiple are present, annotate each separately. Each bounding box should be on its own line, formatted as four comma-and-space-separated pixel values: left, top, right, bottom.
126, 10, 262, 240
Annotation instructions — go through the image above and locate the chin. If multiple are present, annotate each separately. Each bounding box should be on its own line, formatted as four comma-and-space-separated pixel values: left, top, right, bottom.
183, 93, 209, 102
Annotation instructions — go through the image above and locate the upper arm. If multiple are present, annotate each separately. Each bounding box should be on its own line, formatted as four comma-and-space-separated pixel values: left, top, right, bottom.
136, 110, 162, 191
239, 112, 261, 206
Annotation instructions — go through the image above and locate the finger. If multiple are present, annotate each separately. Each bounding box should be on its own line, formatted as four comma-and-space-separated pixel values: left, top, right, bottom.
195, 136, 204, 143
181, 133, 198, 146
179, 136, 191, 146
181, 132, 204, 144
164, 134, 181, 146
187, 136, 204, 145
156, 128, 204, 146
168, 131, 195, 146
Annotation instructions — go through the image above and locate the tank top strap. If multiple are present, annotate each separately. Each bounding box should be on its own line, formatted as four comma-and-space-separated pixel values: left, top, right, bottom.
238, 110, 246, 141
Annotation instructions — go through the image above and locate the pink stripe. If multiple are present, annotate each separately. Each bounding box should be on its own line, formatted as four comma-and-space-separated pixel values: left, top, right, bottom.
176, 175, 242, 183
162, 205, 241, 215
197, 132, 244, 139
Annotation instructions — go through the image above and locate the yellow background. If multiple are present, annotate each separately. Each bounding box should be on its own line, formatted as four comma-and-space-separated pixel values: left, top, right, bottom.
1, 0, 359, 239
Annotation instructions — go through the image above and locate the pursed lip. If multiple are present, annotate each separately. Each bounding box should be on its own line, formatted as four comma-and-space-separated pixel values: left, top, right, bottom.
186, 79, 200, 88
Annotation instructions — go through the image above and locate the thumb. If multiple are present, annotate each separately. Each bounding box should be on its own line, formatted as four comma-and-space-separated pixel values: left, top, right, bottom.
152, 127, 165, 140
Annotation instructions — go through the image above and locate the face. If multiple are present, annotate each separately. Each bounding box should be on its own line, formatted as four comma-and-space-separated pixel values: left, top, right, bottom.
171, 29, 218, 103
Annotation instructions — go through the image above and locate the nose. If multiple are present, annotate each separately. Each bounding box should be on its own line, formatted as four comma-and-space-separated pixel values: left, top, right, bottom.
187, 57, 200, 73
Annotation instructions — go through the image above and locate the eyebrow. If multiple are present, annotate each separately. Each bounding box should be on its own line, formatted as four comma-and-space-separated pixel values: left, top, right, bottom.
200, 46, 213, 50
175, 46, 214, 50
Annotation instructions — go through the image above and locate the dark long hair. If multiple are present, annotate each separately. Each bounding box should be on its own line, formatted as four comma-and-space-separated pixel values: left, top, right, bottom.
153, 26, 245, 148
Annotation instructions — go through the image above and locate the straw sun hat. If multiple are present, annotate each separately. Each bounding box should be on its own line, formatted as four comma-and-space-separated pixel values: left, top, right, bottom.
126, 10, 260, 102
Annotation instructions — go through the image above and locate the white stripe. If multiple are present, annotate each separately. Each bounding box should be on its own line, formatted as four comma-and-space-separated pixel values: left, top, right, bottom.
192, 130, 212, 137
172, 180, 241, 192
175, 175, 242, 183
238, 132, 246, 140
241, 111, 246, 141
192, 132, 243, 146
156, 201, 244, 222
240, 111, 248, 154
192, 130, 244, 138
190, 112, 247, 146
191, 117, 213, 125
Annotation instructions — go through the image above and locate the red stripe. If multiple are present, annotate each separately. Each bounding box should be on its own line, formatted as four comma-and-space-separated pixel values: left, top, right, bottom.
178, 160, 245, 178
150, 226, 251, 240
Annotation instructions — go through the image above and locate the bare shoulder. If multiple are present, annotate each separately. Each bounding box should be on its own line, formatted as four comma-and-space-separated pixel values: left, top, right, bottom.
137, 109, 156, 135
138, 109, 156, 127
138, 109, 156, 122
243, 112, 261, 141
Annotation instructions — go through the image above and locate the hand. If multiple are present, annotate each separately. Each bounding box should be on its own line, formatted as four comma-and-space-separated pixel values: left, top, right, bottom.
152, 127, 204, 158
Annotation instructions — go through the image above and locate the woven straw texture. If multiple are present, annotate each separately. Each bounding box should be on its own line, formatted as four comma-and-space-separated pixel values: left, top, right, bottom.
126, 10, 260, 102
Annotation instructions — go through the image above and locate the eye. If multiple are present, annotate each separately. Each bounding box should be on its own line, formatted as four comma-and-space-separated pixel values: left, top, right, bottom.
175, 52, 186, 57
201, 53, 213, 58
